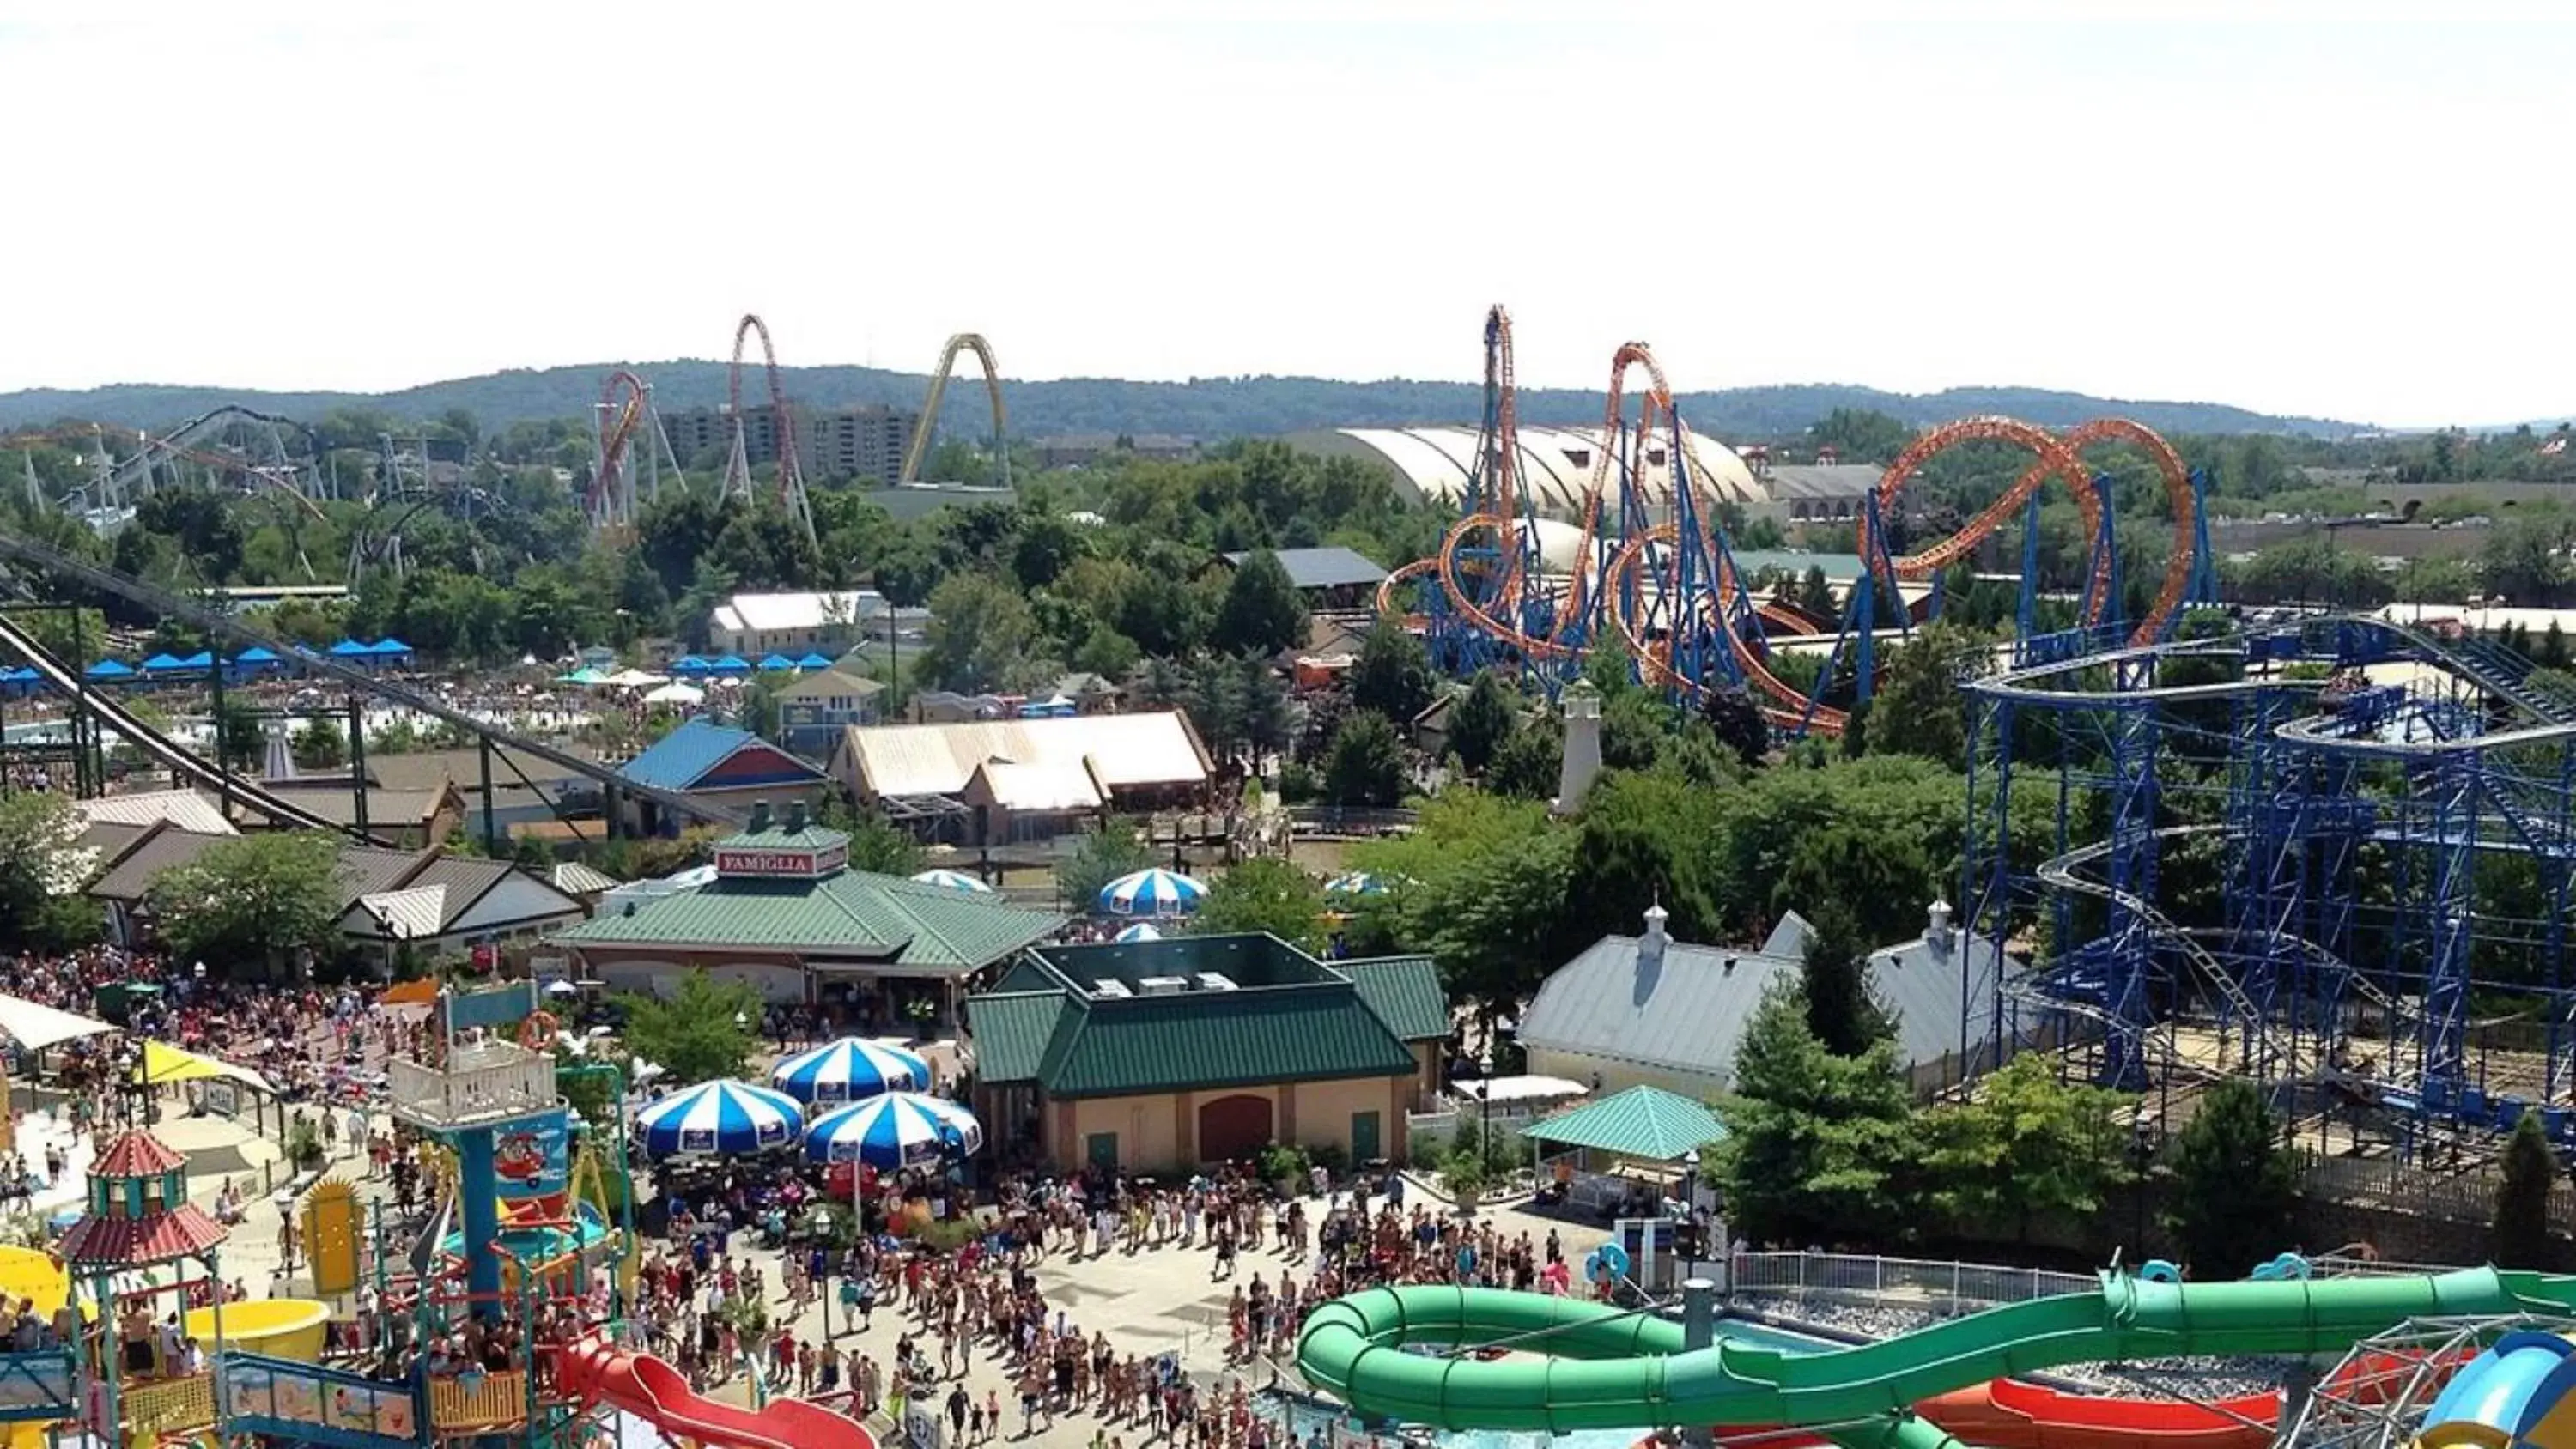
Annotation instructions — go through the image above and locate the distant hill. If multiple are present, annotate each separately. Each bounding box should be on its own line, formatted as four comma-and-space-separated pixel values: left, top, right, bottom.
0, 362, 2367, 443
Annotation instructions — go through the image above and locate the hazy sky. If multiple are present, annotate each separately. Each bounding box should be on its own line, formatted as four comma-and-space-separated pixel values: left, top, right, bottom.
4, 2, 2569, 427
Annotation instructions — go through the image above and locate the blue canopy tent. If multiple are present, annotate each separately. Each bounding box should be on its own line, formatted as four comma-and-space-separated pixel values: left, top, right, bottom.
671, 656, 712, 677
796, 652, 835, 670
758, 654, 797, 672
0, 667, 38, 699
327, 639, 374, 670
708, 655, 752, 676
139, 653, 186, 675
176, 652, 215, 673
368, 638, 415, 666
84, 659, 136, 683
231, 646, 282, 678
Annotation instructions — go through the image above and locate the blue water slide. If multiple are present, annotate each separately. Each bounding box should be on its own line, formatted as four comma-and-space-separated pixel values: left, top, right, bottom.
2418, 1331, 2575, 1446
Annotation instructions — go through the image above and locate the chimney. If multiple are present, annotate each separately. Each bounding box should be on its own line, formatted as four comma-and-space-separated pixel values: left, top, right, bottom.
749, 799, 773, 834
1637, 901, 1669, 973
1552, 681, 1604, 816
1927, 897, 1953, 944
786, 799, 809, 833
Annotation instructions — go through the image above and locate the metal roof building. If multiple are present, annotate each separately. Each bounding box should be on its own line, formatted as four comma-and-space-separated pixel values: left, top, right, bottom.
1517, 904, 2005, 1100
831, 711, 1212, 818
1285, 423, 1764, 521
1221, 547, 1390, 593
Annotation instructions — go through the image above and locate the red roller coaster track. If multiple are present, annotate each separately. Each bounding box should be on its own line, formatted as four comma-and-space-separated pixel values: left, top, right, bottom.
1863, 415, 2196, 646
721, 314, 811, 539
587, 368, 653, 527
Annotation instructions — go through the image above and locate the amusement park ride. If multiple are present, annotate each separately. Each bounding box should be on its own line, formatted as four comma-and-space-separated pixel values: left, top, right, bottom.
1387, 305, 2576, 1161
0, 982, 872, 1449
716, 314, 815, 546
1374, 305, 2216, 731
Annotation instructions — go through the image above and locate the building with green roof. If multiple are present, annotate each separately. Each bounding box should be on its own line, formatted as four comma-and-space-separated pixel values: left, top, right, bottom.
552, 799, 1066, 1028
964, 933, 1448, 1174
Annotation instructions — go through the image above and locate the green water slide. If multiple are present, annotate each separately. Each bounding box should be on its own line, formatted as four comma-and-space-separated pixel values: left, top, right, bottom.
1296, 1267, 2576, 1446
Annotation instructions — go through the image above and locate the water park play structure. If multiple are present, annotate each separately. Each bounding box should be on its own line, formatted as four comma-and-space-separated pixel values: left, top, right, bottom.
0, 981, 879, 1449
1372, 306, 2216, 733
1294, 1266, 2576, 1449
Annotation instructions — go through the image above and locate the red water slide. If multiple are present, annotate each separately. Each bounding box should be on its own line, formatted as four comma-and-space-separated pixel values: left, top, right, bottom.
556, 1337, 878, 1449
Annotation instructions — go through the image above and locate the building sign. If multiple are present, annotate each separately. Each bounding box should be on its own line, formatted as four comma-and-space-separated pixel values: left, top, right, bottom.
200, 1082, 239, 1118
493, 1108, 573, 1200
714, 842, 848, 879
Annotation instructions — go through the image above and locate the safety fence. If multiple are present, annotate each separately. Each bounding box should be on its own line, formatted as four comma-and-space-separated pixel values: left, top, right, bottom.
1724, 1252, 2097, 1308
2299, 1149, 2576, 1226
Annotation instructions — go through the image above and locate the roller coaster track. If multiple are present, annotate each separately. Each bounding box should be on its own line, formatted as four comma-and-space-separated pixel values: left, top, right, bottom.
2037, 831, 2294, 1076
897, 333, 1009, 487
0, 609, 354, 837
0, 531, 747, 828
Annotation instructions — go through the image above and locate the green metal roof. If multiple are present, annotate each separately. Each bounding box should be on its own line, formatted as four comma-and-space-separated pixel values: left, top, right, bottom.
1034, 985, 1419, 1099
556, 869, 1066, 972
1522, 1085, 1729, 1162
713, 823, 849, 852
963, 992, 1070, 1083
1336, 955, 1449, 1041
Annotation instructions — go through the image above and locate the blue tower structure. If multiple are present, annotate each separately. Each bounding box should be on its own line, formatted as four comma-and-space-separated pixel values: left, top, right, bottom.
387, 981, 563, 1312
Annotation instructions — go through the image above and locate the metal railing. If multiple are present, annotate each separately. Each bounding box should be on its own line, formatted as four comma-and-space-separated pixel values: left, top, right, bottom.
119, 1373, 215, 1438
1725, 1252, 2097, 1309
2299, 1149, 2576, 1227
389, 1043, 557, 1129
429, 1369, 529, 1430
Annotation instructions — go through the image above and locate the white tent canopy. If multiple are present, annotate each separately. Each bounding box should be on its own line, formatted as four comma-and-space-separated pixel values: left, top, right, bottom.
642, 681, 705, 706
0, 994, 114, 1052
602, 668, 668, 689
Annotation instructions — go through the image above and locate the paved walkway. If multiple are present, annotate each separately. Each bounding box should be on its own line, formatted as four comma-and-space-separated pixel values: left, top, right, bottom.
31, 1085, 1616, 1447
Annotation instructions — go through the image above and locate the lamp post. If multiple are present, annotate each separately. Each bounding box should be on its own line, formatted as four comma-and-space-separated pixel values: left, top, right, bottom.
1476, 1043, 1495, 1185
2129, 1117, 2158, 1255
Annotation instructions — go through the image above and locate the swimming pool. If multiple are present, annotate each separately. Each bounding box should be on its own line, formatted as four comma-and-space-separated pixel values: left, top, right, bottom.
1261, 1317, 1827, 1449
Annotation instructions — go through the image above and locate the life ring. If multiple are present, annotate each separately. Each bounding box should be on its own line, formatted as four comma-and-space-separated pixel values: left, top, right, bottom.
519, 1011, 560, 1051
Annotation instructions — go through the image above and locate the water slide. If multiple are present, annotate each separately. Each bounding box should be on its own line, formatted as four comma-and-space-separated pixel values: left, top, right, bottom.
1296, 1267, 2576, 1449
556, 1337, 877, 1449
2415, 1330, 2576, 1449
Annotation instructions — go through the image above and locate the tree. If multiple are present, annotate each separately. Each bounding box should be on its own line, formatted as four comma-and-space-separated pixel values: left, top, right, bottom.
1321, 710, 1408, 808
1798, 901, 1893, 1057
1486, 712, 1563, 802
1212, 550, 1310, 658
1446, 671, 1516, 776
1055, 828, 1153, 914
1867, 621, 1981, 769
0, 791, 101, 951
1714, 977, 1920, 1246
214, 700, 264, 774
917, 571, 1048, 695
2163, 1078, 2297, 1277
841, 810, 926, 877
290, 719, 347, 773
1193, 858, 1327, 949
1699, 685, 1769, 769
1406, 828, 1579, 1021
146, 832, 342, 973
1348, 618, 1435, 723
619, 970, 762, 1086
2494, 1111, 2558, 1269
1923, 1056, 2131, 1244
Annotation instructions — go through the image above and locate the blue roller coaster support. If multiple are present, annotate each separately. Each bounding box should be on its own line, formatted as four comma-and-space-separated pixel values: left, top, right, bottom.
2184, 468, 2217, 614
2017, 490, 2045, 646
2101, 654, 2161, 1090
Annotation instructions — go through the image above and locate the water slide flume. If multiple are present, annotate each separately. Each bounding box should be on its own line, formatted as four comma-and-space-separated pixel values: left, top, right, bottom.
556, 1337, 877, 1449
1294, 1268, 2576, 1446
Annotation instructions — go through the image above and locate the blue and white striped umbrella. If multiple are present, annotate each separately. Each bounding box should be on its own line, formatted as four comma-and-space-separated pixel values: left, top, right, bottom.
769, 1036, 932, 1106
1324, 871, 1388, 897
632, 1080, 804, 1157
1098, 866, 1207, 917
909, 868, 992, 894
1114, 922, 1163, 943
804, 1092, 984, 1169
